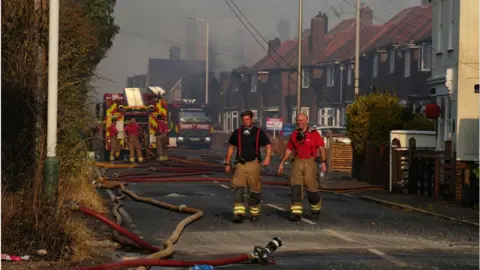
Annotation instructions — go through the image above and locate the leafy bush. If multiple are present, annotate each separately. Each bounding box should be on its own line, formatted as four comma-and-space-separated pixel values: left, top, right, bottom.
403, 113, 435, 131
346, 93, 403, 153
346, 93, 434, 153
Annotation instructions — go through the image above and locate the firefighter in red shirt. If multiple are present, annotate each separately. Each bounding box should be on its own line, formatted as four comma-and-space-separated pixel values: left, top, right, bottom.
124, 118, 144, 163
277, 113, 327, 222
108, 117, 121, 161
155, 114, 169, 161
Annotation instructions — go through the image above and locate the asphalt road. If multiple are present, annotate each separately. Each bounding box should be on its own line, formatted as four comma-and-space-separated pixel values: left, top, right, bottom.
101, 148, 479, 270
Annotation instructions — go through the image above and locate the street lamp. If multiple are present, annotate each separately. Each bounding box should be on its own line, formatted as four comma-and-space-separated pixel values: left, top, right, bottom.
185, 16, 209, 105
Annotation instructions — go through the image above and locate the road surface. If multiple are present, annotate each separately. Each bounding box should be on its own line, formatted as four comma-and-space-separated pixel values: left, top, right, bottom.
101, 148, 479, 269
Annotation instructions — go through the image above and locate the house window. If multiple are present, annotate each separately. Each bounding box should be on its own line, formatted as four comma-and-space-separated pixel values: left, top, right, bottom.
301, 68, 310, 88
318, 108, 339, 127
404, 50, 411, 77
373, 53, 379, 78
347, 65, 352, 85
174, 89, 181, 101
225, 112, 231, 131
389, 49, 395, 73
251, 109, 258, 122
232, 83, 239, 92
250, 75, 257, 92
232, 111, 239, 129
419, 43, 432, 71
326, 66, 335, 87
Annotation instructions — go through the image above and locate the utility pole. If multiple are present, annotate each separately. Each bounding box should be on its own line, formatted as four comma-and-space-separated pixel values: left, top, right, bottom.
44, 0, 60, 198
354, 0, 361, 98
205, 21, 209, 105
296, 0, 303, 117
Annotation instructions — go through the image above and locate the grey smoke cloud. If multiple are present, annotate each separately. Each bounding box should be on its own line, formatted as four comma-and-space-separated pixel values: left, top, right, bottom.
93, 0, 420, 100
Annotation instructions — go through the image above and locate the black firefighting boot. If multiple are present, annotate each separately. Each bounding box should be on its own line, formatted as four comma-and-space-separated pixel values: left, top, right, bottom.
248, 191, 262, 222
289, 185, 303, 222
307, 190, 322, 218
233, 186, 246, 223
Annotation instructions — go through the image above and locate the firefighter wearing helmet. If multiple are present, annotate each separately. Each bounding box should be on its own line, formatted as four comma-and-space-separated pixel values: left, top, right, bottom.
124, 118, 144, 163
277, 113, 327, 222
224, 110, 272, 223
108, 117, 121, 161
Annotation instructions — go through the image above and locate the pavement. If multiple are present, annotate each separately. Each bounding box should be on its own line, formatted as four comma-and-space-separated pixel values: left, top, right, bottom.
98, 147, 479, 269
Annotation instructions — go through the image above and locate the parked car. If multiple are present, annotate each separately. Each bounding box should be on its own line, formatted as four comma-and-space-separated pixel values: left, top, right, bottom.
279, 123, 297, 138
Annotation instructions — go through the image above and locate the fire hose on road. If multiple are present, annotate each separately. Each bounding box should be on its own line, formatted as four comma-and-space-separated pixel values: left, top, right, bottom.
72, 183, 282, 270
73, 161, 284, 269
78, 155, 383, 269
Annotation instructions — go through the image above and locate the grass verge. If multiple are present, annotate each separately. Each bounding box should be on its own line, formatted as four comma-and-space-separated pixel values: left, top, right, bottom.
1, 160, 109, 263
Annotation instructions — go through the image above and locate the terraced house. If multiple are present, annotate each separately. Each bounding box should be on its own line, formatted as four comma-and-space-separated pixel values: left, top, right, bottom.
220, 3, 433, 131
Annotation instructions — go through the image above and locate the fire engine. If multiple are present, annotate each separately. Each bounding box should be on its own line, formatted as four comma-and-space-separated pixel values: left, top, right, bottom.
96, 87, 168, 161
168, 99, 214, 149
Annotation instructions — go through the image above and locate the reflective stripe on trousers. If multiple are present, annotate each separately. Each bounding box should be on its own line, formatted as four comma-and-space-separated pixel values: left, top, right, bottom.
234, 203, 246, 215
290, 204, 303, 215
249, 205, 261, 216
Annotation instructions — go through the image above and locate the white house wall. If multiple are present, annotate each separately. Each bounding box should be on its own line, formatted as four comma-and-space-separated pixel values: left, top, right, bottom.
455, 0, 479, 161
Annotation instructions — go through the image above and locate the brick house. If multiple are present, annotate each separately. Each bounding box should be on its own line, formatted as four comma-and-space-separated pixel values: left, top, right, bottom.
221, 3, 432, 131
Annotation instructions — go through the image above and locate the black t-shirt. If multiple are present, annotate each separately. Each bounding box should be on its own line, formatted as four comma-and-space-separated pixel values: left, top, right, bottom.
228, 126, 271, 161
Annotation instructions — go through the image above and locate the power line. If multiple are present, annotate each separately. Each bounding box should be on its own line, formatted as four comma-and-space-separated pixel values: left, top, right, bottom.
340, 0, 478, 71
226, 0, 342, 126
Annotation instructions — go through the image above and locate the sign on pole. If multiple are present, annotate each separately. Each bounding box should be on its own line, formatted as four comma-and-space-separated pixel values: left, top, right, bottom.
266, 118, 283, 139
266, 118, 283, 130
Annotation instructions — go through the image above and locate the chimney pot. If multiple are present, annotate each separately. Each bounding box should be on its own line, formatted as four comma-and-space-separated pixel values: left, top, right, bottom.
268, 38, 282, 55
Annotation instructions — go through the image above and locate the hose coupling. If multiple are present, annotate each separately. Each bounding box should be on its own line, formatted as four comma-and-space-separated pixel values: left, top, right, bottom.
178, 204, 187, 212
251, 237, 282, 264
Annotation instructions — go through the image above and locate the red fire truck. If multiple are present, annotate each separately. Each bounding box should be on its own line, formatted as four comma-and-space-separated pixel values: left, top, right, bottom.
96, 88, 168, 161
168, 99, 214, 149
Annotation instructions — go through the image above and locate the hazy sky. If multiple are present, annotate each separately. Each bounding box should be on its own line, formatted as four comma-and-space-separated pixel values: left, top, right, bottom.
93, 0, 420, 100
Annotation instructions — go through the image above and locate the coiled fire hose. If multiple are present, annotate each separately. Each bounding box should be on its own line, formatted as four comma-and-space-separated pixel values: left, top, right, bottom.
79, 155, 384, 269
72, 183, 282, 270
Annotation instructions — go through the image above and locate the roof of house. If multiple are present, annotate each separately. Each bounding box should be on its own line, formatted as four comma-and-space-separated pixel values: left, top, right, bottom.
243, 4, 432, 72
362, 4, 432, 52
322, 4, 432, 63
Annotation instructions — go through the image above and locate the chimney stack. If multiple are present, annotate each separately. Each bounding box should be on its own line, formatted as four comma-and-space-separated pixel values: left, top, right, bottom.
310, 11, 328, 53
360, 4, 373, 26
169, 46, 181, 60
268, 38, 281, 55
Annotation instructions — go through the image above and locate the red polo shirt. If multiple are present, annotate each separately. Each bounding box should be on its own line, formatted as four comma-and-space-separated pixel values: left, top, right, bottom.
157, 120, 168, 133
125, 123, 142, 137
286, 129, 325, 159
108, 124, 118, 137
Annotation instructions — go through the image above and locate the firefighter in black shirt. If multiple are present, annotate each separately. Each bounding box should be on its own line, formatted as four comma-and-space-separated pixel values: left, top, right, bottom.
224, 110, 272, 223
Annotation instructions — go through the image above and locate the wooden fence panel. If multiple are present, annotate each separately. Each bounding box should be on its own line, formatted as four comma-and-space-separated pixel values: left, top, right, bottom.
330, 141, 352, 175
